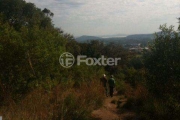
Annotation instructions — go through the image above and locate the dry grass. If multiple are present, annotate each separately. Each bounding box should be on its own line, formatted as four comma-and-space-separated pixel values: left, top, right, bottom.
0, 80, 104, 120
124, 83, 148, 100
122, 83, 149, 111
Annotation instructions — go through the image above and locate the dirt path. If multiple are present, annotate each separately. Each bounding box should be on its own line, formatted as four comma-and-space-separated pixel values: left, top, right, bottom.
91, 94, 135, 120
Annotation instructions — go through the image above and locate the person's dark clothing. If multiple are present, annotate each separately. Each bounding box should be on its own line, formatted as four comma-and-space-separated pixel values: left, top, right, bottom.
108, 78, 115, 97
108, 78, 115, 87
100, 77, 108, 96
100, 77, 107, 87
109, 86, 114, 97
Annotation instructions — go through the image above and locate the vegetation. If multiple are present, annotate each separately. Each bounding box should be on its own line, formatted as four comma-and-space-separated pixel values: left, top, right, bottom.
120, 23, 180, 120
76, 34, 153, 47
0, 0, 105, 119
0, 0, 180, 120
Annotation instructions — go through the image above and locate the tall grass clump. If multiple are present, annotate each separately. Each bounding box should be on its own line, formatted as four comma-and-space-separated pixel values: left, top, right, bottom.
0, 79, 104, 120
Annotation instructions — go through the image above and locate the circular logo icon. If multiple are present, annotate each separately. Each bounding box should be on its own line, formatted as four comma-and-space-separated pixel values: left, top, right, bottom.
59, 52, 75, 68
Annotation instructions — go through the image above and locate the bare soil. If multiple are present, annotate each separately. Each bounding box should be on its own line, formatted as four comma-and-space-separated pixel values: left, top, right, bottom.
91, 94, 136, 120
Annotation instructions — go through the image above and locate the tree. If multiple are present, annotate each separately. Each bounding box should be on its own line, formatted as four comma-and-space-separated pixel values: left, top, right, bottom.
143, 23, 180, 120
144, 24, 180, 97
42, 8, 54, 17
0, 0, 54, 30
0, 0, 68, 101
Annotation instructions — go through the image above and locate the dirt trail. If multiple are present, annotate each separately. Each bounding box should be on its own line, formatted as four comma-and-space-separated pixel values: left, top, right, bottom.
91, 94, 135, 120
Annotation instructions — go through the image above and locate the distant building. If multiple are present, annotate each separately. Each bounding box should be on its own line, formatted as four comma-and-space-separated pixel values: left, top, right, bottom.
128, 43, 149, 52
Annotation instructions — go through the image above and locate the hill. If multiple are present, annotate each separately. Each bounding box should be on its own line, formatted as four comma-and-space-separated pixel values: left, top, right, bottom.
75, 35, 102, 42
126, 33, 155, 40
75, 33, 156, 46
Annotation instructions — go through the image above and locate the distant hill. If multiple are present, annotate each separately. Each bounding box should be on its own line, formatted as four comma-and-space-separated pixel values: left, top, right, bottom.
75, 33, 157, 46
98, 34, 127, 38
75, 34, 127, 41
126, 33, 155, 40
75, 35, 102, 42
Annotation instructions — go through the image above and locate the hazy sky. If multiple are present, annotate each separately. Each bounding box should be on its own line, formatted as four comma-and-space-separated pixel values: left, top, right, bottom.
25, 0, 180, 36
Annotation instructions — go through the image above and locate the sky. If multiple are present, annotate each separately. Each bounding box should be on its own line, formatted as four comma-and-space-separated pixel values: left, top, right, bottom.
25, 0, 180, 37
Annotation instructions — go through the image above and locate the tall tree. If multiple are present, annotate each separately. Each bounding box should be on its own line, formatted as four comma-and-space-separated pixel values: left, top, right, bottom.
144, 24, 180, 96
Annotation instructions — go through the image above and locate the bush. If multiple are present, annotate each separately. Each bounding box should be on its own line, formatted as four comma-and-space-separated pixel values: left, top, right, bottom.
0, 79, 104, 120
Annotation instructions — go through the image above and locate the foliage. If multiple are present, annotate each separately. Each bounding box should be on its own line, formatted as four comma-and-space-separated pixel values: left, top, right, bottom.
139, 24, 180, 119
0, 80, 104, 120
1, 0, 180, 119
0, 0, 127, 119
144, 24, 180, 97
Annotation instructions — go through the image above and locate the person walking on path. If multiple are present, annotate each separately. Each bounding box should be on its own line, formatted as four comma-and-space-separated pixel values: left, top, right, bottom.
100, 74, 108, 97
108, 75, 115, 97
